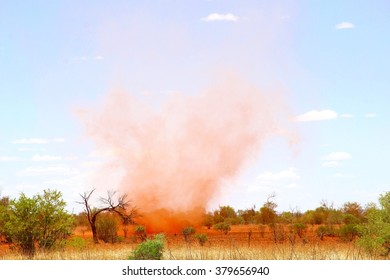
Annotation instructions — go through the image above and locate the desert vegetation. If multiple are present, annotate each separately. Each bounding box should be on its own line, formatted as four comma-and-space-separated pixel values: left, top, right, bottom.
0, 189, 389, 260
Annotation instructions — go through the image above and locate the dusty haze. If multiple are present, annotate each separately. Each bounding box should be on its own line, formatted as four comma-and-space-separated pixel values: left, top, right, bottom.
79, 74, 291, 232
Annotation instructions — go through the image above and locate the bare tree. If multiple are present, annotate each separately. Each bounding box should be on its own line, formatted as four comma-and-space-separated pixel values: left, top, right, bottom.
78, 189, 138, 244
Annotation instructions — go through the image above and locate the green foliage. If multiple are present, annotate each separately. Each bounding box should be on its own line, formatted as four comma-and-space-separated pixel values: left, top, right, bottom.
290, 223, 307, 238
182, 226, 195, 243
316, 225, 336, 241
134, 225, 147, 241
302, 210, 323, 225
342, 202, 364, 221
238, 207, 257, 224
270, 223, 285, 243
96, 214, 118, 243
357, 194, 390, 257
218, 206, 237, 220
211, 206, 240, 225
338, 224, 359, 242
203, 212, 214, 229
213, 222, 231, 235
259, 196, 278, 224
128, 233, 165, 260
279, 211, 294, 224
343, 213, 361, 225
194, 233, 208, 246
66, 236, 87, 250
0, 196, 12, 242
2, 190, 74, 257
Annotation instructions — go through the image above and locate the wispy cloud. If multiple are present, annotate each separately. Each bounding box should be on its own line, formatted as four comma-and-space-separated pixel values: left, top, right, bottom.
18, 166, 79, 176
322, 152, 352, 168
365, 113, 377, 118
335, 22, 355, 29
31, 154, 62, 162
294, 110, 338, 122
247, 167, 302, 193
201, 13, 239, 22
0, 156, 20, 162
322, 152, 352, 161
13, 138, 49, 144
18, 147, 46, 152
53, 138, 66, 143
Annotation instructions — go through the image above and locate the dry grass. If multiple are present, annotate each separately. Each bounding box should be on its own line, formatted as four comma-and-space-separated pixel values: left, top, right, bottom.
165, 242, 370, 260
0, 225, 384, 260
0, 238, 375, 260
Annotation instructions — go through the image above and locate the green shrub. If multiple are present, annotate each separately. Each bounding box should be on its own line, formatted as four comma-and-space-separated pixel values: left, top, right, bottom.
194, 233, 208, 246
213, 222, 231, 235
182, 227, 195, 243
270, 223, 285, 243
128, 233, 165, 260
291, 223, 307, 238
2, 190, 74, 257
338, 224, 359, 242
134, 225, 147, 242
316, 225, 336, 240
357, 197, 390, 257
96, 215, 118, 243
66, 236, 86, 249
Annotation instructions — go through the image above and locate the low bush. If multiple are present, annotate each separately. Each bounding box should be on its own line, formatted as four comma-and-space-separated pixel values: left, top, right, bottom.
194, 233, 208, 246
128, 234, 165, 260
338, 224, 359, 242
134, 225, 147, 242
96, 215, 118, 243
213, 222, 231, 235
182, 227, 195, 243
316, 225, 336, 240
66, 236, 87, 249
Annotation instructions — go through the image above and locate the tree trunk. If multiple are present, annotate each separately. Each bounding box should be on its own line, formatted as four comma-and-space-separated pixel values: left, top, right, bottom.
91, 223, 99, 244
90, 216, 99, 244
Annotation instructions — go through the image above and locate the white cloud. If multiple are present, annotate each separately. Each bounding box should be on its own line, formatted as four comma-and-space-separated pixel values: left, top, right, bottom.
322, 161, 341, 168
335, 22, 355, 29
294, 110, 338, 122
0, 156, 20, 162
53, 138, 65, 143
94, 55, 104, 60
257, 167, 300, 181
31, 154, 62, 162
18, 166, 79, 176
322, 152, 352, 161
13, 138, 49, 144
365, 113, 377, 118
201, 13, 239, 22
18, 147, 46, 152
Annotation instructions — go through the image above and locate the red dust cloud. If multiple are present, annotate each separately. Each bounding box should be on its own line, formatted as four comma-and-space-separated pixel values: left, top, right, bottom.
79, 74, 291, 233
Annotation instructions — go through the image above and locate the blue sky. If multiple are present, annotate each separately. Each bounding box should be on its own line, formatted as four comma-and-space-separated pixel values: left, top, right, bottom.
0, 0, 389, 213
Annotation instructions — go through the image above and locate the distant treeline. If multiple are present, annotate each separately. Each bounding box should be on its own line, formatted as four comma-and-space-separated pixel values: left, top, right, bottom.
1, 190, 389, 258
